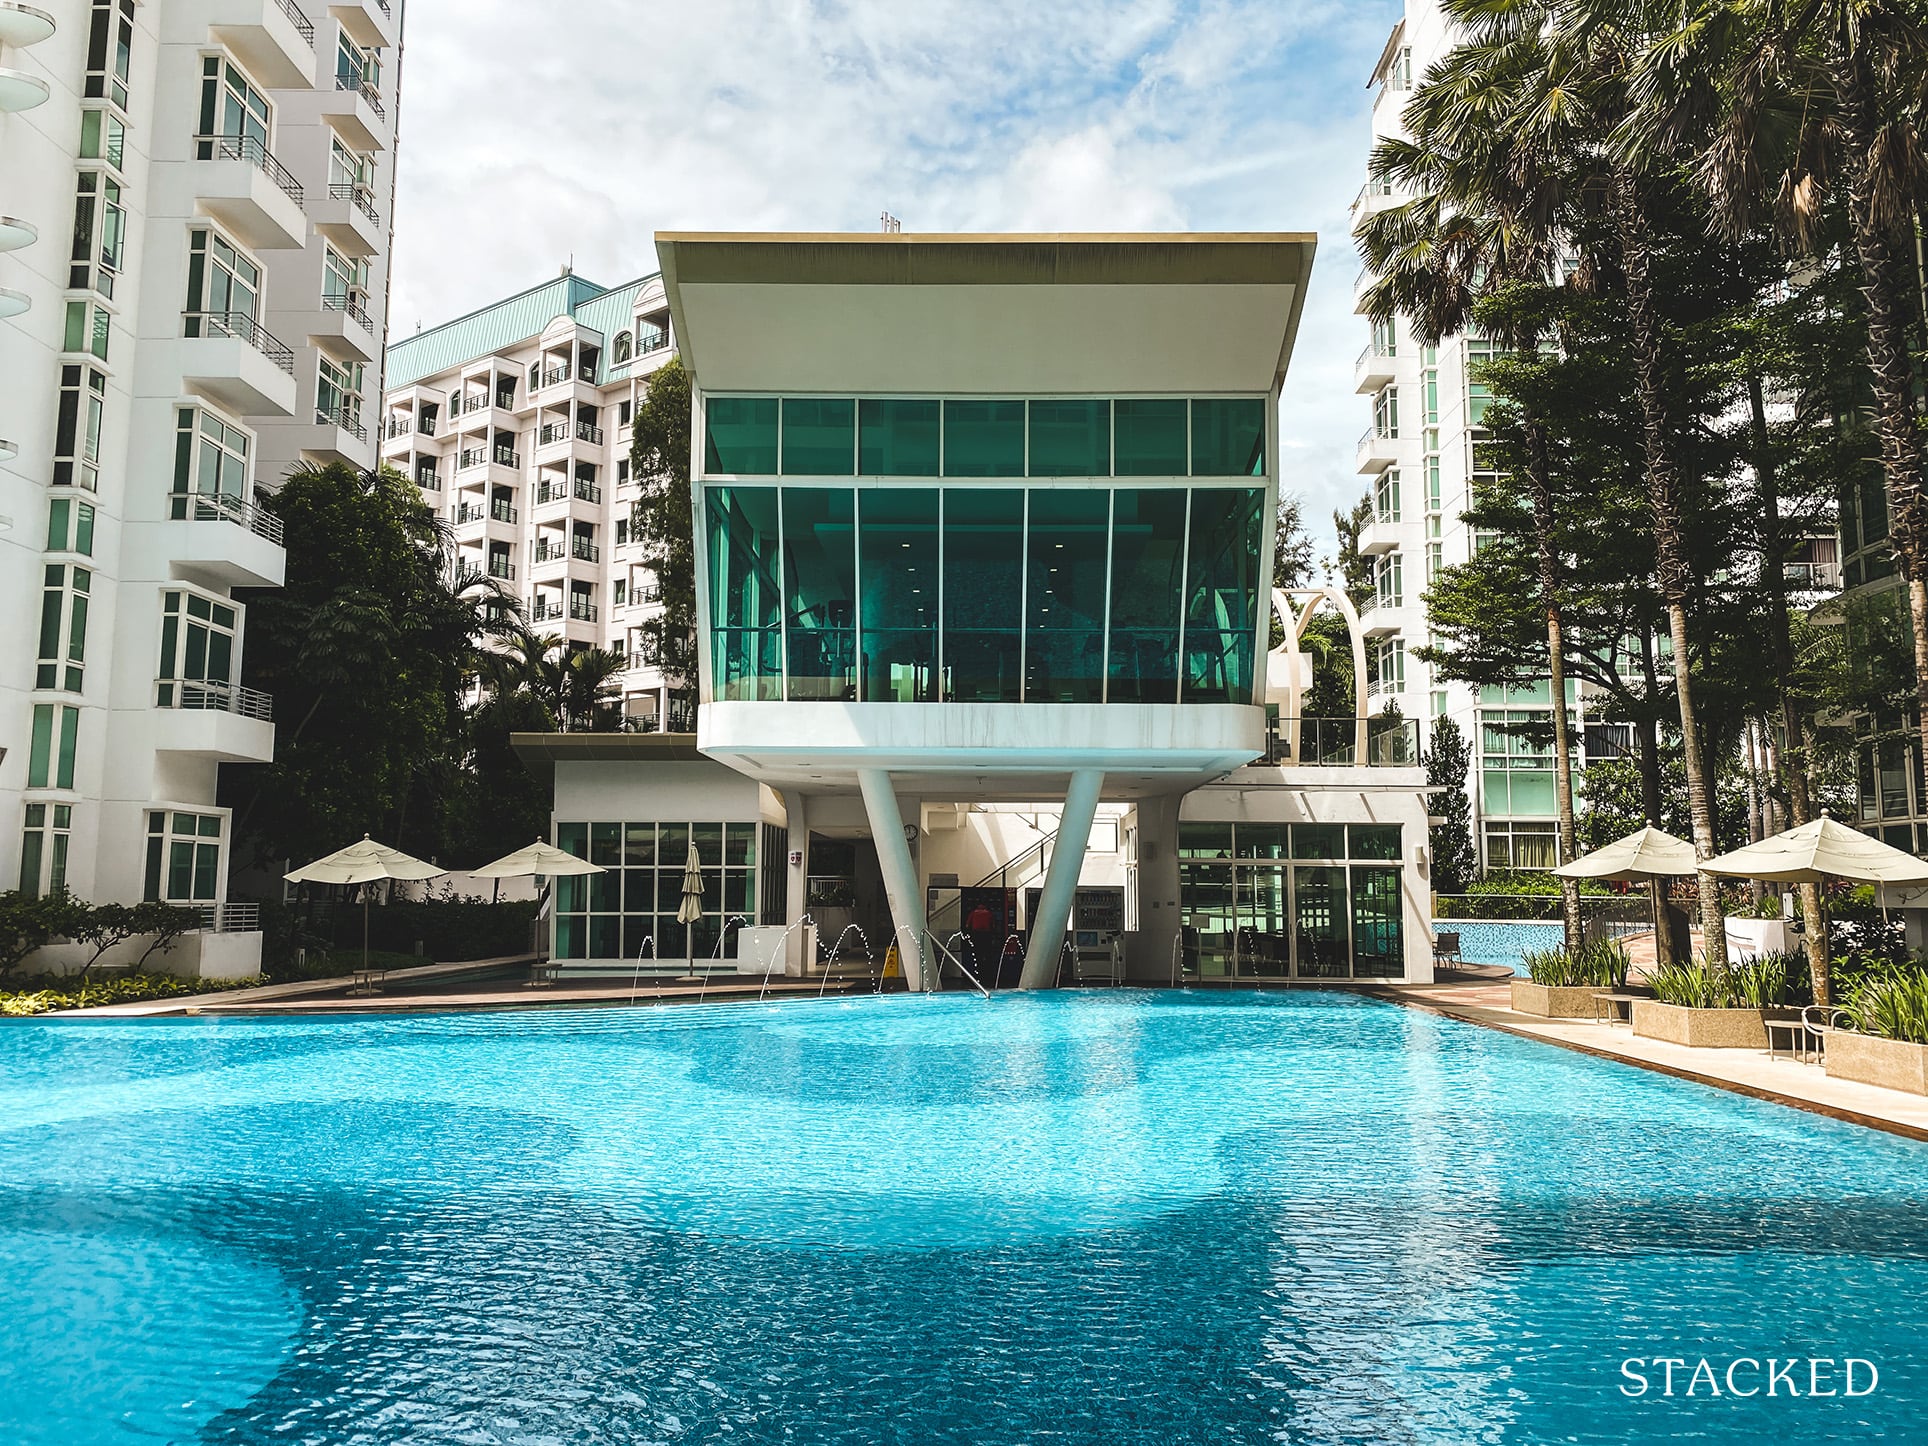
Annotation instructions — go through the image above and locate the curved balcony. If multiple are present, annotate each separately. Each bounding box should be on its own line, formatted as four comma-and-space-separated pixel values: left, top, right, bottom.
0, 66, 50, 114
0, 286, 25, 320
0, 438, 16, 463
0, 3, 54, 46
0, 215, 36, 252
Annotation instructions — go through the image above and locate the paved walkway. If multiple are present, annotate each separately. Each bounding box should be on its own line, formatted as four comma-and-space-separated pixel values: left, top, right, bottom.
1369, 974, 1928, 1142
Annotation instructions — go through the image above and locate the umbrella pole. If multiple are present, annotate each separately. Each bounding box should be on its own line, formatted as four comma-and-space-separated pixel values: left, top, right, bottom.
363, 887, 370, 979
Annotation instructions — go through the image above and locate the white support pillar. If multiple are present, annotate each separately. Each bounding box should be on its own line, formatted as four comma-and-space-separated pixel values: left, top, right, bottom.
858, 769, 927, 992
1020, 769, 1105, 990
782, 790, 810, 973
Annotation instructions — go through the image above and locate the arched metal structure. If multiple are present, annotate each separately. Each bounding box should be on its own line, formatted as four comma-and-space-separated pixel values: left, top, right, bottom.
1266, 585, 1369, 761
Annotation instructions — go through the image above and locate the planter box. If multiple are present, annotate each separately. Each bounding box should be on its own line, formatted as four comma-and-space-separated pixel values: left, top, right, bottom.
1725, 916, 1793, 960
1632, 1000, 1769, 1048
1825, 1031, 1928, 1096
1510, 980, 1608, 1019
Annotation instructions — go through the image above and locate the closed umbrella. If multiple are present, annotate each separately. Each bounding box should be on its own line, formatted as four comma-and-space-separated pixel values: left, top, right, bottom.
676, 842, 705, 974
285, 835, 445, 979
470, 839, 606, 982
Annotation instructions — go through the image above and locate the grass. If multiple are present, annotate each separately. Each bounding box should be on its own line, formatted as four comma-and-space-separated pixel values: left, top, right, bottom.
1521, 937, 1631, 988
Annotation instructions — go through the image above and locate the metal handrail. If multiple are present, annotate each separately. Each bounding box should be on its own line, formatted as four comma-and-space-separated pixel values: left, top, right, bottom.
170, 489, 285, 545
383, 415, 413, 438
335, 74, 385, 119
457, 394, 489, 415
326, 180, 380, 225
317, 404, 367, 440
540, 365, 571, 388
491, 504, 517, 524
493, 446, 520, 467
637, 331, 670, 356
574, 477, 601, 503
572, 539, 599, 562
193, 900, 262, 933
415, 468, 438, 489
457, 449, 487, 472
455, 504, 485, 524
157, 677, 274, 720
275, 0, 314, 43
575, 421, 603, 444
320, 291, 371, 329
569, 602, 599, 622
195, 133, 303, 203
533, 539, 567, 562
488, 559, 516, 581
184, 310, 294, 374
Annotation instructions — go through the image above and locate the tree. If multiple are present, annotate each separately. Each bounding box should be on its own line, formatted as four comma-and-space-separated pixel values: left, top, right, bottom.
0, 891, 67, 976
1273, 492, 1316, 592
1426, 718, 1478, 894
629, 354, 697, 717
1329, 491, 1376, 609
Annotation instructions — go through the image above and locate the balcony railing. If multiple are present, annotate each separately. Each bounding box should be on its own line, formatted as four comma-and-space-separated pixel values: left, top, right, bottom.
317, 404, 367, 440
536, 480, 566, 505
569, 600, 599, 622
575, 420, 603, 444
327, 180, 380, 226
489, 505, 515, 526
488, 558, 516, 581
1264, 715, 1419, 768
321, 290, 371, 330
530, 599, 563, 622
638, 331, 670, 356
574, 477, 601, 503
275, 0, 315, 44
169, 489, 286, 546
383, 415, 414, 439
156, 678, 274, 721
194, 133, 303, 204
458, 450, 485, 473
573, 539, 600, 563
493, 445, 520, 467
540, 364, 571, 388
534, 539, 567, 563
578, 363, 597, 382
456, 394, 489, 415
541, 420, 606, 446
634, 582, 662, 604
538, 422, 568, 446
183, 310, 294, 374
192, 900, 262, 933
455, 503, 484, 524
416, 467, 439, 489
335, 73, 385, 119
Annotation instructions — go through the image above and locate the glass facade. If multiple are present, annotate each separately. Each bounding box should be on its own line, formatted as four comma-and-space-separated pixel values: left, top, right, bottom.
1177, 821, 1406, 979
553, 821, 760, 962
705, 396, 1267, 478
704, 486, 1265, 705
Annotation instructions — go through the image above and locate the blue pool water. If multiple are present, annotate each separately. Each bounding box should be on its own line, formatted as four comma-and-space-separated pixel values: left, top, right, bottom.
1437, 917, 1565, 972
2, 990, 1925, 1444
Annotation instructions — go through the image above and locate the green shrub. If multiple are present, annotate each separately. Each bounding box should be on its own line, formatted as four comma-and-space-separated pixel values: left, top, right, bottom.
1647, 952, 1811, 1010
1844, 963, 1928, 1045
0, 972, 263, 1017
1523, 938, 1630, 988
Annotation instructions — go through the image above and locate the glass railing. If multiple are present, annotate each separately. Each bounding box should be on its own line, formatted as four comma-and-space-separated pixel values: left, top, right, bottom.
1264, 716, 1420, 767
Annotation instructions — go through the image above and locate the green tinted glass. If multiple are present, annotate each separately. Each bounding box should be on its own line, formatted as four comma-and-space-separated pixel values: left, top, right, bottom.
704, 397, 778, 474
1114, 399, 1188, 476
1291, 824, 1345, 859
1107, 489, 1187, 703
1027, 400, 1110, 477
942, 489, 1023, 702
1181, 488, 1264, 703
943, 400, 1024, 477
705, 486, 782, 700
1351, 866, 1404, 977
858, 489, 939, 701
858, 399, 940, 476
1025, 490, 1109, 703
782, 487, 857, 700
1349, 824, 1402, 860
1190, 399, 1266, 476
780, 398, 854, 476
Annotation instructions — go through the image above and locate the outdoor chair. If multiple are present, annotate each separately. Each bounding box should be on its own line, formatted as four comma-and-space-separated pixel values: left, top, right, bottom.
1432, 930, 1462, 968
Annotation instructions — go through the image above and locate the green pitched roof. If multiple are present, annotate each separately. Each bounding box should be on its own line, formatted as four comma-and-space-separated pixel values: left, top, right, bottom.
385, 272, 613, 388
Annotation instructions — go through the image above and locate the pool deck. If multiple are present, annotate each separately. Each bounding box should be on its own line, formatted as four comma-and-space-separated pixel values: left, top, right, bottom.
1370, 971, 1928, 1143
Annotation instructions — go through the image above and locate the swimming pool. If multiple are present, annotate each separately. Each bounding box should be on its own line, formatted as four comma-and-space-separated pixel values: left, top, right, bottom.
2, 990, 1923, 1443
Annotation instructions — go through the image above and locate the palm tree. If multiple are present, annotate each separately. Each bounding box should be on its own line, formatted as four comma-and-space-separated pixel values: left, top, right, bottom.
1357, 15, 1588, 950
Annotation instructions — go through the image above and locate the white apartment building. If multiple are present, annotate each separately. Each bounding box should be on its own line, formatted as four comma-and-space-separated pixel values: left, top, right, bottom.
1, 0, 400, 970
381, 271, 677, 728
1354, 0, 1582, 874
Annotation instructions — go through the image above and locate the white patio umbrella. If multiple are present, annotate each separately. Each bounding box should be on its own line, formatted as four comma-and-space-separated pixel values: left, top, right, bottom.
1701, 816, 1928, 887
675, 842, 705, 973
470, 839, 606, 976
1551, 825, 1698, 881
285, 835, 445, 977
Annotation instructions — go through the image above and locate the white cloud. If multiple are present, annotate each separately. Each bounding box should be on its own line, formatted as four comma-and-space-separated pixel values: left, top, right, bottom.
387, 0, 1403, 552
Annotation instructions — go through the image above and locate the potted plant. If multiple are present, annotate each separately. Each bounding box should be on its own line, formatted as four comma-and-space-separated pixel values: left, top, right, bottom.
1510, 939, 1632, 1018
1632, 952, 1808, 1048
1825, 963, 1928, 1095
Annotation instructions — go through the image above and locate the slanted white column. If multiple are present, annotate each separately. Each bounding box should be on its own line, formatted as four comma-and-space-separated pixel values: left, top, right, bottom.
1020, 769, 1105, 990
857, 769, 927, 992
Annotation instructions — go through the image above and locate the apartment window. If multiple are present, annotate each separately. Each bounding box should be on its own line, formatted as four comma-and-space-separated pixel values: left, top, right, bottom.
36, 565, 91, 692
1425, 454, 1441, 515
615, 518, 629, 547
54, 367, 107, 491
47, 497, 97, 556
617, 458, 631, 485
1480, 708, 1555, 816
198, 57, 270, 153
28, 704, 81, 790
156, 591, 239, 705
185, 228, 261, 327
1426, 540, 1443, 583
612, 331, 633, 364
69, 171, 126, 299
1373, 384, 1399, 439
1485, 821, 1557, 872
322, 246, 369, 311
85, 0, 134, 109
1466, 337, 1499, 427
1371, 317, 1396, 357
172, 407, 251, 512
317, 356, 364, 428
1388, 45, 1412, 89
619, 399, 633, 426
1375, 550, 1403, 610
64, 301, 111, 362
336, 34, 379, 90
614, 578, 628, 607
1374, 638, 1405, 693
145, 811, 223, 904
1374, 469, 1401, 524
79, 108, 126, 170
19, 804, 74, 899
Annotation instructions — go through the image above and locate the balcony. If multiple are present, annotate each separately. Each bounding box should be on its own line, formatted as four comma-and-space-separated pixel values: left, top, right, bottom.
529, 598, 563, 623
0, 66, 50, 116
569, 601, 599, 623
309, 291, 376, 362
312, 181, 383, 257
151, 679, 275, 763
538, 364, 572, 391
455, 503, 486, 525
159, 490, 287, 588
0, 3, 55, 49
1356, 424, 1398, 475
320, 73, 386, 151
487, 558, 517, 582
329, 0, 396, 50
1263, 715, 1420, 769
383, 414, 414, 440
415, 466, 439, 490
192, 134, 307, 250
576, 420, 603, 445
1359, 592, 1400, 638
203, 0, 314, 88
533, 538, 567, 565
1358, 515, 1401, 557
1355, 341, 1397, 393
573, 539, 600, 563
181, 311, 298, 417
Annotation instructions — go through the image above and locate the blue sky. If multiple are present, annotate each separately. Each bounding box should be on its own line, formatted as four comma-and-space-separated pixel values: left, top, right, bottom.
389, 0, 1405, 560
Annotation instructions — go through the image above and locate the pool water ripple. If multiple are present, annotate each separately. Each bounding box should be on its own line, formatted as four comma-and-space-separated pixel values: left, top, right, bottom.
1, 989, 1924, 1443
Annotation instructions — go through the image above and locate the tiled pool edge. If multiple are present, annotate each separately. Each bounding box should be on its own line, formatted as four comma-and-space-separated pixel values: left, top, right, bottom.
1362, 984, 1928, 1145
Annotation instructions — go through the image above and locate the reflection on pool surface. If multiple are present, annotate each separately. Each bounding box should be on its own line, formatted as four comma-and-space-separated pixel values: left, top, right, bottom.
2, 989, 1924, 1443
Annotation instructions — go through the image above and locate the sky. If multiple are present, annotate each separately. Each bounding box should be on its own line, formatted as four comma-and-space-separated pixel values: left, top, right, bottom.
386, 0, 1405, 563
